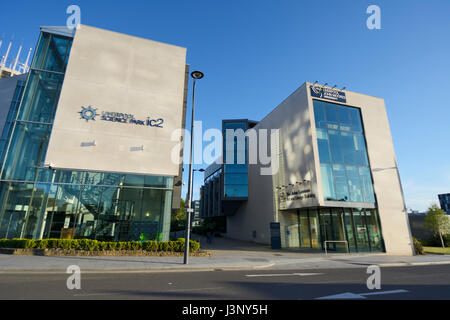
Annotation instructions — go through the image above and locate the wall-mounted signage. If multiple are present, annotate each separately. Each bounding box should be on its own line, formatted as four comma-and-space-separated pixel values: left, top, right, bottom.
278, 183, 317, 211
310, 85, 347, 103
79, 106, 164, 128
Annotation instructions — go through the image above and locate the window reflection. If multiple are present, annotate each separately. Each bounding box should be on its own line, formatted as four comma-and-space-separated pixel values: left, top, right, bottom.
313, 100, 375, 204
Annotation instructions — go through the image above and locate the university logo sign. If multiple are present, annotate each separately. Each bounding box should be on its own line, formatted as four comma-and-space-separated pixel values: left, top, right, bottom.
79, 106, 164, 128
310, 85, 347, 103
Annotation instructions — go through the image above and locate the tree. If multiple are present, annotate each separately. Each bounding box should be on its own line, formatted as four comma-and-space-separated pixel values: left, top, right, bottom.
424, 204, 450, 248
171, 199, 186, 231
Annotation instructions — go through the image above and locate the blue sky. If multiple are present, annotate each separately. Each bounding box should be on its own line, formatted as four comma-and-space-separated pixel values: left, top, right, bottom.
1, 0, 449, 211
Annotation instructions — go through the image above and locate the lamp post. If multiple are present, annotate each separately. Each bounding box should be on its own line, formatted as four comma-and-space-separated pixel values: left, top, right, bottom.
184, 71, 204, 265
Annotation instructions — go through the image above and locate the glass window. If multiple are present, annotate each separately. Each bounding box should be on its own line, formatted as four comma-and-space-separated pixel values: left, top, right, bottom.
225, 164, 248, 173
124, 174, 145, 187
359, 167, 375, 203
325, 103, 339, 124
313, 100, 327, 128
299, 211, 311, 248
333, 164, 349, 201
337, 106, 351, 131
1, 122, 52, 181
320, 163, 335, 201
343, 209, 357, 253
308, 209, 321, 249
315, 101, 375, 204
365, 210, 384, 252
353, 210, 371, 252
317, 128, 331, 163
17, 70, 64, 123
331, 208, 348, 252
346, 166, 363, 203
348, 107, 363, 132
224, 173, 248, 185
32, 33, 72, 73
224, 185, 248, 198
354, 133, 369, 166
328, 130, 344, 163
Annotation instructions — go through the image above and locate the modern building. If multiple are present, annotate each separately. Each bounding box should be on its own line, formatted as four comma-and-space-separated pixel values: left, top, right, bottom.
0, 25, 188, 241
439, 194, 450, 215
200, 83, 414, 255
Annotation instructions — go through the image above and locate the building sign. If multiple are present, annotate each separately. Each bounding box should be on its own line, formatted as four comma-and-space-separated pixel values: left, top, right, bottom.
79, 106, 164, 128
278, 183, 317, 210
310, 85, 347, 103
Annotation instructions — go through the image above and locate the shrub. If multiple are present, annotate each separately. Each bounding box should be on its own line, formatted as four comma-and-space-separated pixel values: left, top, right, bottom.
107, 242, 117, 251
413, 238, 424, 255
143, 241, 158, 252
0, 239, 200, 253
131, 241, 142, 251
99, 241, 108, 251
190, 240, 200, 252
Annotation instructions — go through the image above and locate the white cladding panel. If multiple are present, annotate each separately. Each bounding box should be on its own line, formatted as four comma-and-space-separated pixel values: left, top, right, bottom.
45, 25, 187, 176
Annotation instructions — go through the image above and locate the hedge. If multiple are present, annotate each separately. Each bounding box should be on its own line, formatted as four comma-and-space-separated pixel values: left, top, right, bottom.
0, 239, 200, 253
413, 238, 424, 255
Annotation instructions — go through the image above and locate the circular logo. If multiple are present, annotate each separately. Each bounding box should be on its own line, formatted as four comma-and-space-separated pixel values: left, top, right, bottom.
79, 106, 98, 122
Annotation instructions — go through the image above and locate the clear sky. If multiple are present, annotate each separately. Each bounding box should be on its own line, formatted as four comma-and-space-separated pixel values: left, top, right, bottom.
1, 0, 449, 211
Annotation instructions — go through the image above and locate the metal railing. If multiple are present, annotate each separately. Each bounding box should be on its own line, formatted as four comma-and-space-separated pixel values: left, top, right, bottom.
324, 240, 350, 255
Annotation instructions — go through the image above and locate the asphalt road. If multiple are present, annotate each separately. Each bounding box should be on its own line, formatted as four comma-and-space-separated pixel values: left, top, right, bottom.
0, 265, 449, 300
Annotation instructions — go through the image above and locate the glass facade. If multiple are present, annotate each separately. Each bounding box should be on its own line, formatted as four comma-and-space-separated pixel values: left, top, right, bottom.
0, 30, 174, 241
439, 194, 450, 215
289, 208, 384, 253
223, 120, 249, 198
0, 79, 26, 163
314, 100, 375, 203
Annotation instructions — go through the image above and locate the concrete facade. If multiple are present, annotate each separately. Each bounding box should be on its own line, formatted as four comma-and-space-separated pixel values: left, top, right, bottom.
45, 25, 187, 176
226, 82, 414, 256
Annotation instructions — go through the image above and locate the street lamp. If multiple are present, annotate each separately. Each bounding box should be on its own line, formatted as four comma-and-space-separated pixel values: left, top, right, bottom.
184, 71, 204, 265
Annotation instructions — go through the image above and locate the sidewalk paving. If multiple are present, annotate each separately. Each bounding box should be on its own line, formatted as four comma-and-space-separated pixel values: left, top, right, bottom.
0, 236, 449, 273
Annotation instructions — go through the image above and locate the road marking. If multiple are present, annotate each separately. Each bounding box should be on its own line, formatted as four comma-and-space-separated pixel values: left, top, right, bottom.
316, 289, 409, 300
246, 273, 323, 278
362, 289, 409, 296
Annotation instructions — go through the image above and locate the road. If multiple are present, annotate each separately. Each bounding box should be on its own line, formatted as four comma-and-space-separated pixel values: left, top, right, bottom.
0, 265, 449, 300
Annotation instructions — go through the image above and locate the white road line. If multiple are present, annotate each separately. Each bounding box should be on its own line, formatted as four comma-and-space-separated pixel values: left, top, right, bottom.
246, 273, 323, 278
362, 289, 409, 296
316, 289, 409, 300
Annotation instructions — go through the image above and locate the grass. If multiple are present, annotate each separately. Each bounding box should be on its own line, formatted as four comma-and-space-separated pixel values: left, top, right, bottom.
424, 247, 450, 255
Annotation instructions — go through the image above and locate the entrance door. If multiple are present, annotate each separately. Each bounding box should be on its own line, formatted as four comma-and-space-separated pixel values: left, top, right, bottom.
331, 208, 348, 253
298, 211, 311, 249
319, 209, 334, 251
353, 210, 371, 252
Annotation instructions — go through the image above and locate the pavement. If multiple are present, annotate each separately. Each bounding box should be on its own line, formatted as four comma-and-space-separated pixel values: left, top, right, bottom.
1, 236, 450, 273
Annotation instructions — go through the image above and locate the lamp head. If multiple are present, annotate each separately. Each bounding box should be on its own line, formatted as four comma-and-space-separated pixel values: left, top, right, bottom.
191, 71, 204, 80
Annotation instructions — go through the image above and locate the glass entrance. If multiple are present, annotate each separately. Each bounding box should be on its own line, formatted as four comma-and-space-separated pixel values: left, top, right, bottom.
353, 210, 371, 252
298, 210, 311, 248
